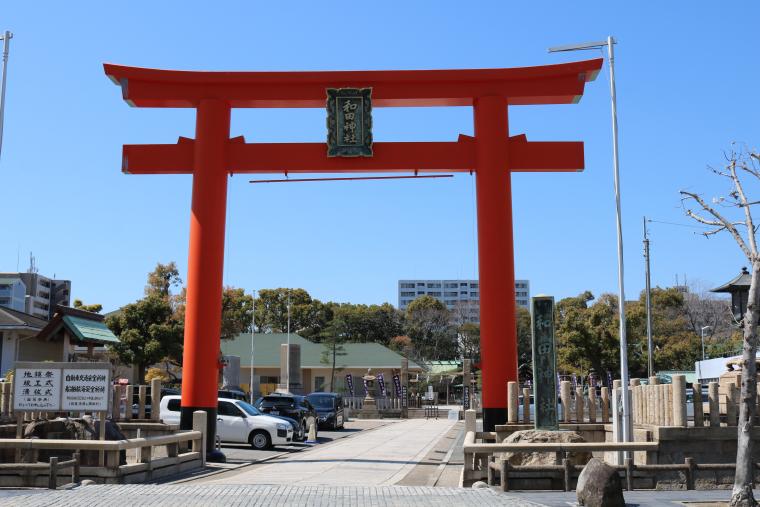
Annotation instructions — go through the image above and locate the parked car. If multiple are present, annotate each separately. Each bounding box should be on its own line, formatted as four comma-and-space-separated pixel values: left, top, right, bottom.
132, 387, 180, 419
254, 393, 318, 441
306, 392, 345, 430
159, 395, 293, 450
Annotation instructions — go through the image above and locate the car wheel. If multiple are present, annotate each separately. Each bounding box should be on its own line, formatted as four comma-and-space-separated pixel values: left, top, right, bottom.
249, 430, 271, 450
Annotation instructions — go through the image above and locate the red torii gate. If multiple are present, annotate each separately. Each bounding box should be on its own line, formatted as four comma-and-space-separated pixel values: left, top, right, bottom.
104, 59, 601, 454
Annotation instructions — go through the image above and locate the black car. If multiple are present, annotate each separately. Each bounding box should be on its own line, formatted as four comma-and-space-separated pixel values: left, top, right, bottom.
218, 389, 248, 401
254, 393, 318, 441
307, 392, 345, 430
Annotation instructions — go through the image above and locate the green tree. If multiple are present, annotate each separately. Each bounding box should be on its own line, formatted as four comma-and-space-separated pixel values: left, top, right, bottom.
73, 299, 102, 313
221, 287, 254, 340
145, 261, 182, 298
320, 334, 347, 392
405, 295, 457, 361
106, 295, 184, 382
254, 288, 330, 337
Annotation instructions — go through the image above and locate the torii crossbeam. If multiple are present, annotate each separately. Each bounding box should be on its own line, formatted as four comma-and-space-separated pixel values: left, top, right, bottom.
105, 59, 602, 454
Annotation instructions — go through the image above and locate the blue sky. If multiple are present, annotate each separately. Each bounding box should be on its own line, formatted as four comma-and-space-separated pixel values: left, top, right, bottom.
2, 2, 759, 312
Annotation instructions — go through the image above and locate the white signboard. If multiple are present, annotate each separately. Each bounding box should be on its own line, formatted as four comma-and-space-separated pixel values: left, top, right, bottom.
14, 367, 62, 411
13, 362, 111, 413
62, 369, 110, 411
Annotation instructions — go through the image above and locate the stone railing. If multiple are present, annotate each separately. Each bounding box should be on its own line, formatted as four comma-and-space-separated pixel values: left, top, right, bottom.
509, 375, 757, 428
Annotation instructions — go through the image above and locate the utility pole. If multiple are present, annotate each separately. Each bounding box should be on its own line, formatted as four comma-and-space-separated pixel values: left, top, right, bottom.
643, 217, 654, 377
0, 31, 12, 162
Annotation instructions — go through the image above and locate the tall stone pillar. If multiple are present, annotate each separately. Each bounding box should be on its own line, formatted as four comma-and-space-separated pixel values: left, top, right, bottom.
278, 343, 302, 394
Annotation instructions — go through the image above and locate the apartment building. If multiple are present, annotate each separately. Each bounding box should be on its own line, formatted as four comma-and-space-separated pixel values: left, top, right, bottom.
0, 272, 71, 320
0, 277, 27, 312
398, 278, 530, 323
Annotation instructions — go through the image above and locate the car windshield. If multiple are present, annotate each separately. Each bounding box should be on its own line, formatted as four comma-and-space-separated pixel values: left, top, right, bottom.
237, 401, 262, 416
308, 396, 335, 409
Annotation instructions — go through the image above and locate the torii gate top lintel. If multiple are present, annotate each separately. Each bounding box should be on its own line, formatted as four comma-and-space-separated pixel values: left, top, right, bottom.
104, 58, 602, 108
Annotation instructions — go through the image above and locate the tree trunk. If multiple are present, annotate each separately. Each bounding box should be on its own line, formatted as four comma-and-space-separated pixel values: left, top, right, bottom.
731, 258, 760, 507
330, 343, 336, 393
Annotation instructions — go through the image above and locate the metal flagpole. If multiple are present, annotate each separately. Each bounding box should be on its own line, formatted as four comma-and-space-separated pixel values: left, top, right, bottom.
250, 289, 256, 404
0, 31, 13, 162
286, 293, 291, 393
548, 35, 630, 443
607, 35, 632, 444
644, 217, 654, 378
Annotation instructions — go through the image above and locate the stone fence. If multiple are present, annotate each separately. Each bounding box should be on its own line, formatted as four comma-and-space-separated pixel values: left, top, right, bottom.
509, 374, 754, 428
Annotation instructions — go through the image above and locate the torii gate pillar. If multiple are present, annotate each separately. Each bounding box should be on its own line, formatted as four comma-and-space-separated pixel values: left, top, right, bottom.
474, 95, 514, 430
179, 100, 230, 459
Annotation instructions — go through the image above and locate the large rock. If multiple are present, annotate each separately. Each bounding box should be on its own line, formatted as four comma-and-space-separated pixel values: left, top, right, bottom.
576, 457, 625, 507
500, 429, 592, 466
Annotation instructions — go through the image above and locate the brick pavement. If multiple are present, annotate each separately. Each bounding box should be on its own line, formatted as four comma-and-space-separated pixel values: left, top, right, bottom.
1, 484, 545, 506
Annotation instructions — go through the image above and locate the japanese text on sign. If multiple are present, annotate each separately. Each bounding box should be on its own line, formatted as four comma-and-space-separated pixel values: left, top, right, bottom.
14, 368, 61, 411
62, 369, 110, 411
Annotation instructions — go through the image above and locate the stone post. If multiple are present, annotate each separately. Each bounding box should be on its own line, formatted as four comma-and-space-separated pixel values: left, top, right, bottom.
726, 382, 737, 426
629, 379, 639, 426
575, 386, 584, 423
655, 384, 663, 426
151, 379, 161, 422
507, 381, 518, 424
138, 385, 147, 419
522, 387, 530, 424
708, 382, 720, 427
693, 382, 704, 427
601, 387, 610, 423
192, 410, 207, 467
672, 375, 687, 427
278, 343, 303, 394
465, 408, 476, 434
648, 376, 660, 385
560, 381, 572, 423
588, 385, 597, 423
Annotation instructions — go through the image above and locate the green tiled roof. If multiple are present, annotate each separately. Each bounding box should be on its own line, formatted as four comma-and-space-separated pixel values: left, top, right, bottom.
221, 333, 421, 370
63, 315, 120, 344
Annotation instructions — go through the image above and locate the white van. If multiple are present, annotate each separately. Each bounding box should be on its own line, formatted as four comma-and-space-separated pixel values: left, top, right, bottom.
159, 395, 294, 450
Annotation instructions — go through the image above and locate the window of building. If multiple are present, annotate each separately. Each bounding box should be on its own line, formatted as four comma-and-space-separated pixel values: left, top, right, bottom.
417, 291, 424, 295
400, 291, 415, 297
427, 283, 441, 288
40, 280, 51, 288
0, 284, 11, 290
400, 283, 415, 289
0, 297, 10, 305
444, 292, 458, 297
38, 290, 50, 299
417, 282, 425, 286
428, 292, 442, 297
314, 376, 325, 392
470, 292, 479, 298
444, 283, 458, 288
460, 291, 468, 295
470, 283, 479, 289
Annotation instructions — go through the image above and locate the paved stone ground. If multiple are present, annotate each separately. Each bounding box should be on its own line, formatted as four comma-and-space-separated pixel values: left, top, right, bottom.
200, 418, 458, 486
504, 489, 757, 506
0, 484, 545, 506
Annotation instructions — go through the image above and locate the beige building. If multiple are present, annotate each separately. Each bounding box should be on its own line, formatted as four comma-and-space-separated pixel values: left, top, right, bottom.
221, 333, 423, 397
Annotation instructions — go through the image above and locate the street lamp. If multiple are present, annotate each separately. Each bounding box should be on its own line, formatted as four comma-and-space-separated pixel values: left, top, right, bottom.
701, 325, 712, 361
0, 30, 12, 162
549, 36, 631, 444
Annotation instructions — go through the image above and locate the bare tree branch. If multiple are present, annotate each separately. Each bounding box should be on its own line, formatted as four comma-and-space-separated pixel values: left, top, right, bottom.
680, 190, 753, 259
729, 160, 758, 255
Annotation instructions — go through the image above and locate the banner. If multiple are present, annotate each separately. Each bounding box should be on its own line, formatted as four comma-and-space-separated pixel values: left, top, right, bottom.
377, 373, 386, 397
345, 374, 354, 397
362, 377, 369, 397
392, 374, 402, 397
